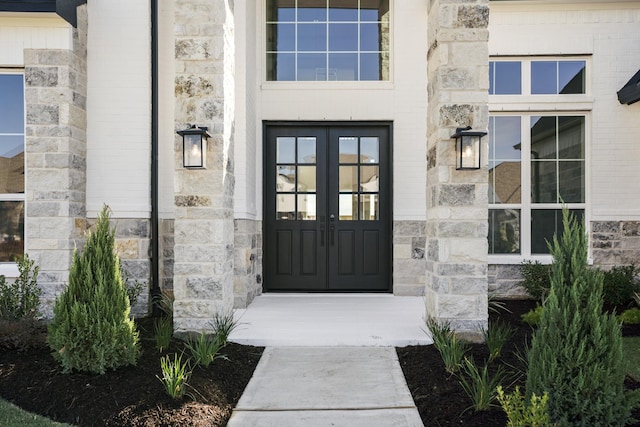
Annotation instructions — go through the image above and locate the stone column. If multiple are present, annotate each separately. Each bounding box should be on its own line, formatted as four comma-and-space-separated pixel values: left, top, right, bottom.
24, 5, 88, 317
173, 0, 236, 333
425, 0, 489, 337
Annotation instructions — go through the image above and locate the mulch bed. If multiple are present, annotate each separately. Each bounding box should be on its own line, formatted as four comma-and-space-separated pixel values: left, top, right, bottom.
0, 301, 639, 426
0, 318, 264, 426
398, 299, 640, 426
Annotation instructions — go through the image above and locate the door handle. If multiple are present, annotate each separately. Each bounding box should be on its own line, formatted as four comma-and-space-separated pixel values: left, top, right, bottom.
330, 225, 335, 245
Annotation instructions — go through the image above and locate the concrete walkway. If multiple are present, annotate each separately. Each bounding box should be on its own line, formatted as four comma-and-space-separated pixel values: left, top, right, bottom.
226, 347, 424, 427
227, 295, 428, 426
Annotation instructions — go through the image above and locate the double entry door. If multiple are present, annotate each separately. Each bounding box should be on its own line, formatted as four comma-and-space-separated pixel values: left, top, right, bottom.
264, 123, 391, 291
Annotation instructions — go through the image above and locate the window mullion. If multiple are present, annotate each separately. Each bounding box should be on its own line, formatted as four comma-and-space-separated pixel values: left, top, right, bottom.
521, 115, 532, 257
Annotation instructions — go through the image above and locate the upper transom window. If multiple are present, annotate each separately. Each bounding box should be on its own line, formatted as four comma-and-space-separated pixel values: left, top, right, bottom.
266, 0, 390, 81
489, 59, 586, 95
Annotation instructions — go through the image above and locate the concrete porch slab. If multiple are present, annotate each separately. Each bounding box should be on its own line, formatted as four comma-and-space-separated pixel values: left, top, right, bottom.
228, 294, 431, 347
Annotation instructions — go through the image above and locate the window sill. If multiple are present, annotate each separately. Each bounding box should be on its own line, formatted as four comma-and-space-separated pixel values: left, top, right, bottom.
489, 254, 554, 265
0, 263, 19, 278
261, 81, 395, 91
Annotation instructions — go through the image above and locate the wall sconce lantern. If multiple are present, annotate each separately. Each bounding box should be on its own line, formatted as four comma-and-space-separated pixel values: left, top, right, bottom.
177, 125, 210, 168
451, 126, 486, 170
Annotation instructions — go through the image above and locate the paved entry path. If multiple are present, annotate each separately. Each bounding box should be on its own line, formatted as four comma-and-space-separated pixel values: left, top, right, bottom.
227, 346, 424, 427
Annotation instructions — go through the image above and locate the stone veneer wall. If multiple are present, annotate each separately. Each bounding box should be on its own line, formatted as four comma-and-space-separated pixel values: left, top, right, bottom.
393, 220, 426, 296
172, 0, 236, 333
425, 0, 490, 336
24, 5, 88, 317
233, 219, 262, 308
159, 218, 175, 293
591, 221, 640, 267
488, 264, 526, 299
82, 217, 151, 316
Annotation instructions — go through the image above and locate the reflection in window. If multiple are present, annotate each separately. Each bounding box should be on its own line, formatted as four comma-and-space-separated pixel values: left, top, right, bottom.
338, 136, 380, 221
531, 61, 585, 94
489, 61, 521, 95
531, 209, 584, 254
0, 73, 25, 262
489, 116, 521, 204
266, 0, 390, 81
489, 209, 520, 254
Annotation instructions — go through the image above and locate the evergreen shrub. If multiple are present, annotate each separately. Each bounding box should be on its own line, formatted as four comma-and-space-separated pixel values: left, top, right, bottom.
0, 254, 41, 320
520, 261, 551, 303
602, 265, 640, 307
47, 206, 139, 374
525, 209, 636, 426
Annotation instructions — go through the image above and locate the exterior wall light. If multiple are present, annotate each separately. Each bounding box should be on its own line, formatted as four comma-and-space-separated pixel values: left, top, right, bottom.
451, 126, 486, 170
177, 125, 210, 168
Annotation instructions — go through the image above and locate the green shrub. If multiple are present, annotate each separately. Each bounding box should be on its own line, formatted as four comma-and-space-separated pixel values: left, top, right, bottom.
157, 352, 192, 399
602, 265, 640, 307
521, 305, 544, 326
482, 321, 514, 362
525, 208, 635, 426
457, 357, 506, 412
497, 386, 551, 427
618, 307, 640, 325
47, 206, 139, 374
185, 332, 226, 367
0, 254, 41, 320
520, 261, 551, 303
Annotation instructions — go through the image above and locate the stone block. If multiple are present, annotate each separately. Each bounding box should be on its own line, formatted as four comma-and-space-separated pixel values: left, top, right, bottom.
116, 239, 140, 259
185, 276, 224, 299
622, 222, 640, 237
450, 276, 487, 294
25, 67, 59, 87
438, 184, 475, 206
27, 104, 59, 125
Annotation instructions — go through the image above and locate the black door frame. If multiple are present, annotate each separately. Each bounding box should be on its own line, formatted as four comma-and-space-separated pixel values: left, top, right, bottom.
262, 121, 394, 293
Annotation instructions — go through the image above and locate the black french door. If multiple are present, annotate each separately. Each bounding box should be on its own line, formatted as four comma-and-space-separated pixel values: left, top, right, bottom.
264, 123, 391, 291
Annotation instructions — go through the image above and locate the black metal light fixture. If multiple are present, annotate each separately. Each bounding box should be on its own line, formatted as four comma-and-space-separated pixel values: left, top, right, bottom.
177, 125, 210, 168
450, 126, 486, 170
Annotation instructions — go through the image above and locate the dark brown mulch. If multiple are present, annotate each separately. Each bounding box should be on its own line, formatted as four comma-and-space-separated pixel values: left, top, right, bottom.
0, 317, 264, 427
1, 301, 639, 426
398, 299, 640, 427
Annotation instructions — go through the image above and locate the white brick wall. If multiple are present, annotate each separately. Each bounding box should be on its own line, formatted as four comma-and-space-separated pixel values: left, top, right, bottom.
0, 15, 71, 66
489, 1, 640, 221
86, 0, 151, 219
240, 0, 428, 221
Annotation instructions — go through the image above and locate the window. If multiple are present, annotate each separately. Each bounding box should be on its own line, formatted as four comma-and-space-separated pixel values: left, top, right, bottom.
0, 73, 25, 263
489, 57, 588, 258
266, 0, 390, 81
489, 59, 586, 95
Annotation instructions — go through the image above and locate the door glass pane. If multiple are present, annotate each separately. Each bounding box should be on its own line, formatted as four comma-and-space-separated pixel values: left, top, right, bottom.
276, 166, 295, 192
298, 194, 316, 220
297, 166, 316, 192
277, 137, 295, 163
276, 194, 296, 220
559, 161, 585, 203
339, 166, 358, 191
488, 209, 520, 254
558, 116, 584, 159
0, 135, 24, 193
360, 137, 379, 163
360, 166, 379, 192
360, 194, 378, 220
531, 116, 557, 160
339, 137, 358, 163
297, 137, 316, 163
531, 161, 557, 203
0, 201, 24, 262
339, 194, 357, 220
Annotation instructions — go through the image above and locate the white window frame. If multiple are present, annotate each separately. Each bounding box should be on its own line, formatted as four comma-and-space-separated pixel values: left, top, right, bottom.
261, 0, 394, 85
489, 56, 592, 265
0, 69, 26, 278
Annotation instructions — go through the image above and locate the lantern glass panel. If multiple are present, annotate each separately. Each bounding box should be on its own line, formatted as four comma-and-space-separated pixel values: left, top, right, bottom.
184, 134, 204, 168
457, 135, 480, 169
